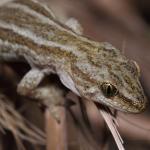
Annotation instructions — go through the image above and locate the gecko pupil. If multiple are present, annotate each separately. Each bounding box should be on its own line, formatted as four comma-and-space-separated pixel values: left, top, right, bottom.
101, 82, 118, 97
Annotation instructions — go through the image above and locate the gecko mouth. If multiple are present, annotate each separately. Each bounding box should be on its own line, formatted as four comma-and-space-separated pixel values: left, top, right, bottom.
118, 93, 147, 113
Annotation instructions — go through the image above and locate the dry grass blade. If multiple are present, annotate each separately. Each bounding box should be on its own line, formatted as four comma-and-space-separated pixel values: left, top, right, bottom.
99, 108, 124, 150
67, 91, 125, 150
0, 93, 46, 145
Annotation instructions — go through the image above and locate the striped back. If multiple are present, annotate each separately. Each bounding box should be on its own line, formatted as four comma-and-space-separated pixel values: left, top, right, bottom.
0, 0, 84, 63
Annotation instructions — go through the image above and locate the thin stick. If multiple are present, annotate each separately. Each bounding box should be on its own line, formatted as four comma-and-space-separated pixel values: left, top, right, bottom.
45, 107, 68, 150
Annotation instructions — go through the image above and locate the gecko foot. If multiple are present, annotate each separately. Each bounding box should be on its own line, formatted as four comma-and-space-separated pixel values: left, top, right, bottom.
17, 69, 45, 96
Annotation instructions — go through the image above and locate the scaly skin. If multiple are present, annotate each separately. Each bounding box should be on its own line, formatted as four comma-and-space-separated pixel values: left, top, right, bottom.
0, 0, 147, 113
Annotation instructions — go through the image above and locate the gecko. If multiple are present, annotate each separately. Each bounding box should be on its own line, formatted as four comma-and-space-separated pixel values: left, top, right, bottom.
0, 0, 147, 113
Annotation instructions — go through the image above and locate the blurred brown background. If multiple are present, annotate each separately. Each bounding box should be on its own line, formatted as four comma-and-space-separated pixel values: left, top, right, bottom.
1, 0, 150, 150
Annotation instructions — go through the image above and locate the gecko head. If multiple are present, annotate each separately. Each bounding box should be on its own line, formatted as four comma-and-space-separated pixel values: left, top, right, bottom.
71, 43, 147, 113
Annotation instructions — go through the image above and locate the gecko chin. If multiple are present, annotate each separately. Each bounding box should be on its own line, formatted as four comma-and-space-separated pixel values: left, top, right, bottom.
81, 82, 147, 113
113, 93, 147, 113
107, 94, 147, 113
97, 89, 147, 113
90, 92, 147, 113
96, 81, 147, 113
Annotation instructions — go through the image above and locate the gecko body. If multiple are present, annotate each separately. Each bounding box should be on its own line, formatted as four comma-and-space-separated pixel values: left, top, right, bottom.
0, 0, 147, 113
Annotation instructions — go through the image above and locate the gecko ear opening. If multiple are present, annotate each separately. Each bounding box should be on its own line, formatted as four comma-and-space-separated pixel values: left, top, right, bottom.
100, 82, 118, 98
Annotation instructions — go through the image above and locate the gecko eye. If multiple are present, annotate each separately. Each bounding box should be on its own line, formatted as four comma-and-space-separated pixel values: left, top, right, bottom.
101, 82, 118, 98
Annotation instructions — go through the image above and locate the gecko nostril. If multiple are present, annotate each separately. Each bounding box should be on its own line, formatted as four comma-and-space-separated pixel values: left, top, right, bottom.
132, 100, 147, 112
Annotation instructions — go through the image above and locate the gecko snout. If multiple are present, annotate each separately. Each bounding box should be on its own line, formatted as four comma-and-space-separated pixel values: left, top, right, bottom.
132, 99, 147, 113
